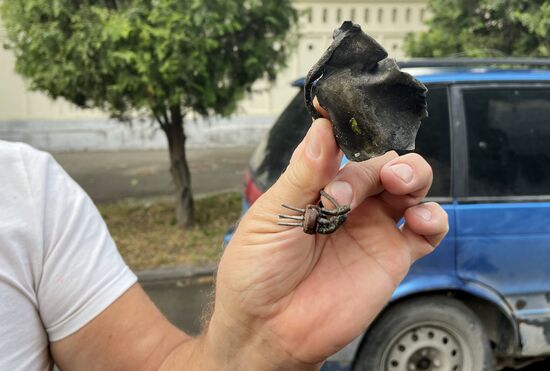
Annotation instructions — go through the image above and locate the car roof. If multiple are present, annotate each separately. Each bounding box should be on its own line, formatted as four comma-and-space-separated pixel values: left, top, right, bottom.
292, 67, 550, 87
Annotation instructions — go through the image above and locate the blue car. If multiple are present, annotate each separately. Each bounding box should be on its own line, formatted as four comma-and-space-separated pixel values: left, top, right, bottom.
224, 59, 550, 370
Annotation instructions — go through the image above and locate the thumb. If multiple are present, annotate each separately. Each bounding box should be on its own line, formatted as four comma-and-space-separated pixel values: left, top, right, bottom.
251, 118, 341, 224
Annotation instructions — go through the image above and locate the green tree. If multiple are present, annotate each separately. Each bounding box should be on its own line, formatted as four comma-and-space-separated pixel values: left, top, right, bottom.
1, 0, 298, 227
405, 0, 550, 57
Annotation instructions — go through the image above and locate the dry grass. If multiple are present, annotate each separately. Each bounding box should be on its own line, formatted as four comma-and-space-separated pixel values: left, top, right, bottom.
98, 192, 242, 271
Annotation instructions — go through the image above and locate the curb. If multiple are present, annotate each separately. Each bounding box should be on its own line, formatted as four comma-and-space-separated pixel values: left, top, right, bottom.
137, 264, 217, 283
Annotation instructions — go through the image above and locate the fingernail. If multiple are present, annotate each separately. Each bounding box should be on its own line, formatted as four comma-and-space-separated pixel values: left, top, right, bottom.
413, 206, 432, 221
325, 181, 353, 206
390, 163, 413, 183
306, 125, 322, 159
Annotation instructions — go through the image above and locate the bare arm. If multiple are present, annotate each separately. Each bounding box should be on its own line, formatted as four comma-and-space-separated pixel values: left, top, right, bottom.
52, 285, 312, 371
52, 117, 447, 371
51, 284, 192, 370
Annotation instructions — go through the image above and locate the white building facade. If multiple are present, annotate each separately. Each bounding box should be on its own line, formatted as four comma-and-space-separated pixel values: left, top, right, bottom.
244, 0, 428, 115
0, 0, 428, 151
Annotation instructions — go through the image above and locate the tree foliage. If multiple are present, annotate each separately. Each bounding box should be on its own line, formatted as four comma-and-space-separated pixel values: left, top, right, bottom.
405, 0, 550, 57
1, 0, 298, 227
1, 0, 297, 119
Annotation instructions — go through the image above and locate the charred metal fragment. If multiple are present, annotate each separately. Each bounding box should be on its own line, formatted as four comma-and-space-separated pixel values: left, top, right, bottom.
304, 21, 428, 161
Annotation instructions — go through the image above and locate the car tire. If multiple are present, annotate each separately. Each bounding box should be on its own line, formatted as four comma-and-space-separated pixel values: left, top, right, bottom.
353, 296, 494, 371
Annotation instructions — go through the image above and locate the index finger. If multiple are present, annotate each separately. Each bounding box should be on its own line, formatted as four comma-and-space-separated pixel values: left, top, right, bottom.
323, 151, 399, 209
378, 153, 434, 219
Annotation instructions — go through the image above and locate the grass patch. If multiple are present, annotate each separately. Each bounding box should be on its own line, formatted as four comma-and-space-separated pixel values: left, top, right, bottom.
98, 192, 242, 271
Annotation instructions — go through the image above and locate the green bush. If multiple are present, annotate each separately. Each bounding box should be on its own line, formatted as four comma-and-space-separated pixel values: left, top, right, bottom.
405, 0, 550, 57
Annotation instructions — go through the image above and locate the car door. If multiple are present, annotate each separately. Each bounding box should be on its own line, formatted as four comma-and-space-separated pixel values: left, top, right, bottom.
453, 84, 550, 356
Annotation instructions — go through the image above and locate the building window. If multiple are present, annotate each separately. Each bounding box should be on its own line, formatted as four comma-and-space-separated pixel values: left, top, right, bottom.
350, 8, 356, 22
420, 8, 426, 22
392, 8, 397, 23
322, 8, 328, 23
378, 8, 383, 23
336, 8, 342, 23
364, 8, 370, 23
405, 8, 411, 22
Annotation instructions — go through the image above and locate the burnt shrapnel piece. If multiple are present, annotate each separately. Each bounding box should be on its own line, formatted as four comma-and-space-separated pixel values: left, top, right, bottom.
304, 21, 428, 161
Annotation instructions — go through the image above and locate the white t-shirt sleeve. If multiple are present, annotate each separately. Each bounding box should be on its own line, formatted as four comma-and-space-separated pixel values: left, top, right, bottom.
23, 146, 137, 342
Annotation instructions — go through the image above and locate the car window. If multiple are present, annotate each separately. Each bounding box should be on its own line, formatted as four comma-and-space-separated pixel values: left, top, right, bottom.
414, 86, 452, 198
249, 91, 310, 190
251, 86, 453, 195
463, 88, 550, 197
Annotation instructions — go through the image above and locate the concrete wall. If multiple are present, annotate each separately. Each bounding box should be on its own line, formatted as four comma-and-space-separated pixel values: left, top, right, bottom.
0, 0, 427, 151
0, 116, 275, 151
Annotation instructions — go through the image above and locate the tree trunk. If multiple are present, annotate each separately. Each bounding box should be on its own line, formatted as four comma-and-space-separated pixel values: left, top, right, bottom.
163, 106, 194, 228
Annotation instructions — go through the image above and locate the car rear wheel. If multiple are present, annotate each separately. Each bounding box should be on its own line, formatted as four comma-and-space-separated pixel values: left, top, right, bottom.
353, 296, 493, 371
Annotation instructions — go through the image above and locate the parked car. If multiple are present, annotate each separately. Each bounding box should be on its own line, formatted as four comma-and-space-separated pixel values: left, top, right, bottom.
223, 59, 550, 370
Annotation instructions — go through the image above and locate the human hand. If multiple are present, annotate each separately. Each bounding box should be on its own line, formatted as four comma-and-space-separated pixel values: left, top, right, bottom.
206, 117, 449, 370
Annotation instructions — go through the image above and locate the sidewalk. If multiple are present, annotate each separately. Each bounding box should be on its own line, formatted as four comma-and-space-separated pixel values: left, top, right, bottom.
53, 146, 255, 203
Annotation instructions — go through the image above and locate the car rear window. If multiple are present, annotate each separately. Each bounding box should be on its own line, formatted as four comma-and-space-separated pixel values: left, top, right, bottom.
414, 86, 451, 198
249, 91, 310, 190
464, 88, 550, 197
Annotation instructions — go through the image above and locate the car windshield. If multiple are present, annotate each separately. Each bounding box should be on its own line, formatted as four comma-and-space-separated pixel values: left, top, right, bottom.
249, 90, 310, 190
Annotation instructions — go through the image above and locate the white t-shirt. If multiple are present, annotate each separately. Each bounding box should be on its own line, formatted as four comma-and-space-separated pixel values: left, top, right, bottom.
0, 141, 137, 370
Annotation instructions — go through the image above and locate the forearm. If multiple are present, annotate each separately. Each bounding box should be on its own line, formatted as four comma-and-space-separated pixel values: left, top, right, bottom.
159, 313, 322, 371
158, 336, 215, 371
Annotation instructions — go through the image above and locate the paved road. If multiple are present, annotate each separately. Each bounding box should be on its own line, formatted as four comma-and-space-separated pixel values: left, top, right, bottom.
52, 147, 255, 203
142, 276, 213, 336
